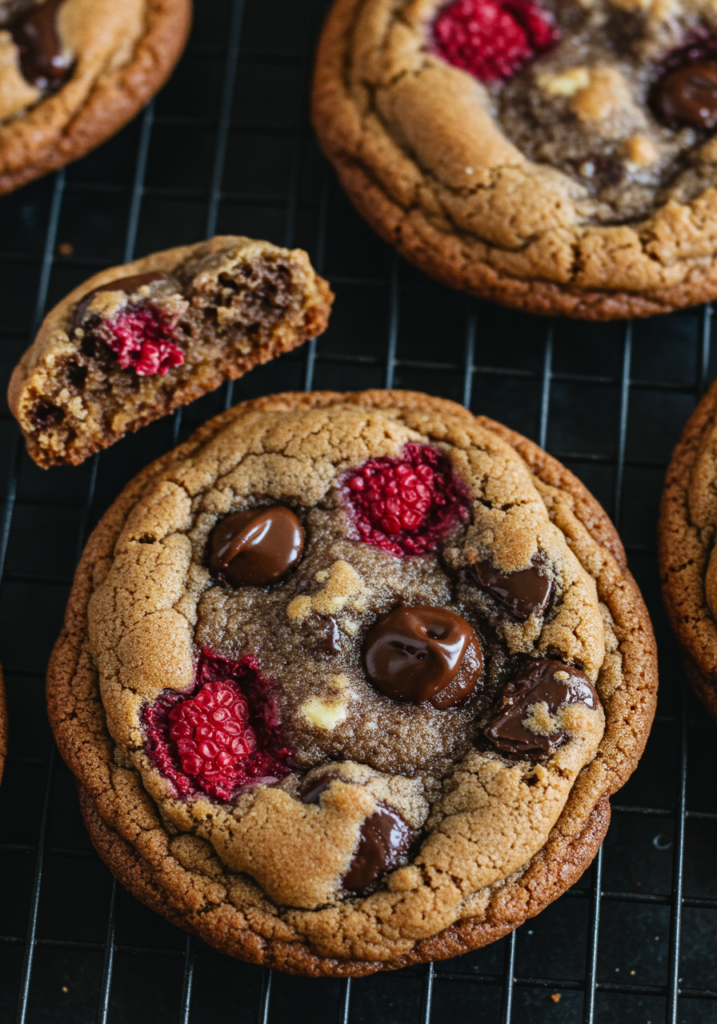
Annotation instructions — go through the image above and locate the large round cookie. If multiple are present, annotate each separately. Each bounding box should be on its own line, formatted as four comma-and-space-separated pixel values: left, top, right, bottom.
48, 390, 657, 975
313, 0, 717, 319
0, 0, 191, 194
660, 378, 717, 719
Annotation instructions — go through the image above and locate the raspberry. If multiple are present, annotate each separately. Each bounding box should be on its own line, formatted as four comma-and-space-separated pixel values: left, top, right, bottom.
432, 0, 559, 82
342, 443, 470, 557
97, 304, 184, 377
143, 651, 292, 802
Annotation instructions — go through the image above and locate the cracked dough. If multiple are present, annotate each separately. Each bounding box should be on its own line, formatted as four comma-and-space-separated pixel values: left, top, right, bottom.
47, 389, 658, 974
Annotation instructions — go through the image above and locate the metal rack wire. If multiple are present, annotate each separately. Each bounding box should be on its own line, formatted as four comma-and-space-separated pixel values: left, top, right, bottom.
0, 1, 716, 1021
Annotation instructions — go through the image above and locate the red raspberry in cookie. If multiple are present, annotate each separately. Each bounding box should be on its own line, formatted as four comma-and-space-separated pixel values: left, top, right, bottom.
342, 443, 470, 557
97, 305, 185, 377
432, 0, 559, 82
144, 652, 292, 801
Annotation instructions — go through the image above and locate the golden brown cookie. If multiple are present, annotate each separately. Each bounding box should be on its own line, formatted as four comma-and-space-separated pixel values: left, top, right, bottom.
0, 0, 191, 194
659, 377, 717, 719
8, 236, 333, 468
47, 390, 657, 975
312, 0, 717, 320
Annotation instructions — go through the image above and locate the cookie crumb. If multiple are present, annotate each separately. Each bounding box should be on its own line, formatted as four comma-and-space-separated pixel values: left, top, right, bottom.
551, 993, 561, 1004
61, 986, 68, 994
58, 243, 73, 257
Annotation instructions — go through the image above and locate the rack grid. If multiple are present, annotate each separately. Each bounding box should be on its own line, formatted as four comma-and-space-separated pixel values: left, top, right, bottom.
0, 1, 716, 1022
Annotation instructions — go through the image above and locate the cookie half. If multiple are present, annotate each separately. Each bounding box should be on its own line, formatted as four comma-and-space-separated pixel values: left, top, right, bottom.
47, 389, 657, 974
313, 0, 717, 319
0, 0, 191, 194
659, 378, 717, 718
8, 236, 333, 467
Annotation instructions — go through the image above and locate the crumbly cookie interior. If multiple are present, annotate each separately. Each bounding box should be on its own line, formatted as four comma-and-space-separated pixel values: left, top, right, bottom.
10, 238, 331, 467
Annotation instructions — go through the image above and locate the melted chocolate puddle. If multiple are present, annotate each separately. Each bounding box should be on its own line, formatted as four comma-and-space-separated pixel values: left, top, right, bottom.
11, 0, 71, 91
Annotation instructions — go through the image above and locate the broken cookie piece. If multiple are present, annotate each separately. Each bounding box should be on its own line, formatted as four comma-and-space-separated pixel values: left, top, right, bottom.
8, 235, 333, 467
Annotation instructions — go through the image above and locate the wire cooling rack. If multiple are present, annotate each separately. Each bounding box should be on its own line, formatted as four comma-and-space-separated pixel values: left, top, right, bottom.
0, 1, 716, 1021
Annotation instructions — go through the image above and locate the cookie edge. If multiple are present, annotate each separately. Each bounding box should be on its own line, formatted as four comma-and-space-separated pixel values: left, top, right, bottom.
659, 376, 717, 718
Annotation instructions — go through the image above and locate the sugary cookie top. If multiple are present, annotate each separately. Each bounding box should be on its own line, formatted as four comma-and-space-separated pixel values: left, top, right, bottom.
314, 0, 717, 303
87, 399, 607, 922
0, 0, 144, 124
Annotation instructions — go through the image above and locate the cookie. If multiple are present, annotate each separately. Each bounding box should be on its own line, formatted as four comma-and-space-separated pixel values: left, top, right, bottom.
8, 236, 333, 468
0, 663, 6, 785
659, 377, 717, 719
47, 390, 657, 975
0, 0, 191, 194
312, 0, 717, 319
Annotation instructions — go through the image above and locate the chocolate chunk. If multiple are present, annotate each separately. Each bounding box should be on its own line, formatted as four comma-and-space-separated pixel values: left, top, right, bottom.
484, 658, 599, 758
299, 773, 336, 805
11, 0, 70, 91
342, 804, 415, 895
362, 604, 483, 709
306, 616, 342, 656
207, 506, 305, 587
655, 60, 717, 128
71, 272, 171, 332
469, 558, 552, 621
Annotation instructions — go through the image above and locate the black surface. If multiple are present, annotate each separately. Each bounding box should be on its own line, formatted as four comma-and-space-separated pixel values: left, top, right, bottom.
0, 1, 716, 1022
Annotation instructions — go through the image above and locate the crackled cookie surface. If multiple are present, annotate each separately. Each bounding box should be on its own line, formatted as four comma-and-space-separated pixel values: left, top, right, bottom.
660, 377, 717, 719
9, 236, 333, 467
0, 0, 190, 193
313, 0, 717, 318
48, 390, 657, 974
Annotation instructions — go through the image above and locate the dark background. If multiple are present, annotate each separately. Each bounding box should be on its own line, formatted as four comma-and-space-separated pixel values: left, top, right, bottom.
0, 1, 716, 1021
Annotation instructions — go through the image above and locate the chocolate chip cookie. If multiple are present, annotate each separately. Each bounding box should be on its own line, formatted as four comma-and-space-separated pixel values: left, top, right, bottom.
47, 390, 657, 974
659, 377, 717, 719
313, 0, 717, 319
8, 236, 333, 467
0, 0, 191, 194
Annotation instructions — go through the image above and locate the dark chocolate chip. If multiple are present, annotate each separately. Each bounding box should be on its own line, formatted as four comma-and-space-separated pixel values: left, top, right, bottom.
71, 272, 171, 332
207, 506, 305, 587
299, 773, 337, 805
469, 558, 553, 621
305, 616, 342, 656
342, 804, 415, 895
484, 658, 599, 759
655, 60, 717, 127
362, 604, 483, 709
11, 0, 70, 91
